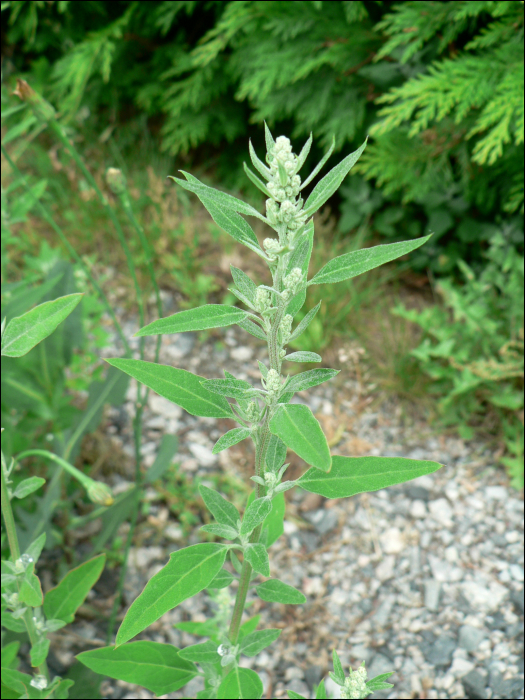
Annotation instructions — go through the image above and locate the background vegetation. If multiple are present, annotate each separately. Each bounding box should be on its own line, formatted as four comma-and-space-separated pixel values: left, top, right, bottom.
1, 1, 523, 694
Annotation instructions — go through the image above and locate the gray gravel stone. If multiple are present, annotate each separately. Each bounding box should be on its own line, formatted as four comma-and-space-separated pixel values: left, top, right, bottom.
423, 632, 456, 666
462, 669, 488, 699
458, 625, 487, 652
424, 579, 441, 611
304, 508, 339, 535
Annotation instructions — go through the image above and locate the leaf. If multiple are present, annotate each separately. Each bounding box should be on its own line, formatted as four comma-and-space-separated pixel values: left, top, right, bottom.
174, 620, 219, 637
240, 497, 273, 536
145, 434, 178, 484
199, 486, 240, 530
258, 360, 269, 379
12, 477, 45, 499
201, 378, 254, 400
309, 235, 432, 285
299, 136, 335, 191
298, 455, 443, 498
266, 434, 287, 472
230, 266, 257, 304
105, 359, 233, 419
239, 629, 281, 657
116, 543, 227, 645
237, 317, 267, 341
269, 404, 331, 472
286, 236, 310, 275
288, 692, 307, 699
1, 293, 83, 357
244, 543, 270, 577
176, 172, 266, 222
249, 139, 272, 180
284, 368, 339, 393
43, 554, 106, 624
296, 133, 313, 173
30, 637, 50, 668
304, 138, 368, 217
284, 352, 321, 363
289, 301, 321, 342
256, 579, 306, 604
246, 490, 286, 547
331, 649, 345, 685
200, 523, 239, 540
212, 427, 251, 454
366, 672, 395, 692
24, 533, 46, 564
243, 163, 272, 197
134, 304, 247, 337
76, 642, 198, 696
178, 641, 219, 664
207, 569, 235, 589
218, 667, 263, 699
315, 679, 327, 699
238, 614, 261, 640
18, 565, 43, 607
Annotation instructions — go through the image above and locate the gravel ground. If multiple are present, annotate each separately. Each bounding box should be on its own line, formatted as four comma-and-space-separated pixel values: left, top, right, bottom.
59, 297, 524, 700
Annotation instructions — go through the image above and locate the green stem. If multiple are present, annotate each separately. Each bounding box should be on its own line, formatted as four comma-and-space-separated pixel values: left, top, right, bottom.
1, 450, 49, 680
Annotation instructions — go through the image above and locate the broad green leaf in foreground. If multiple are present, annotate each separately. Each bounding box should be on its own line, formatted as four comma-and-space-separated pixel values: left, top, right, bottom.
256, 579, 306, 604
116, 543, 227, 645
218, 667, 263, 699
270, 404, 331, 472
44, 554, 106, 623
18, 565, 43, 607
309, 235, 432, 285
298, 455, 443, 498
265, 434, 287, 472
284, 368, 339, 393
199, 485, 240, 530
12, 476, 45, 499
202, 377, 255, 400
1, 293, 83, 357
289, 301, 322, 342
105, 359, 233, 418
207, 568, 235, 589
247, 489, 286, 546
76, 641, 197, 696
239, 629, 281, 656
134, 304, 247, 337
177, 640, 219, 664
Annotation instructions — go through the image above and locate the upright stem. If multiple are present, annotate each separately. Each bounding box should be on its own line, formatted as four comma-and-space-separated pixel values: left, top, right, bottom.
1, 451, 49, 680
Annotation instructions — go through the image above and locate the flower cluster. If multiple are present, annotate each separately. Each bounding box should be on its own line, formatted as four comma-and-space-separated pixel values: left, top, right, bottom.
264, 369, 281, 404
279, 314, 293, 345
265, 136, 307, 233
341, 666, 368, 699
254, 287, 271, 313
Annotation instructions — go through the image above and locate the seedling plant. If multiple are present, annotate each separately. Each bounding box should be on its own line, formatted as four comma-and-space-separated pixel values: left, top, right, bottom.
72, 126, 441, 698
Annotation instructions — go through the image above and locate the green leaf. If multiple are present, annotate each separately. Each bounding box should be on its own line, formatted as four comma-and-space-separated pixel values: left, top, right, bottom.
266, 434, 287, 472
300, 136, 335, 191
331, 649, 345, 685
1, 293, 83, 357
309, 235, 432, 285
145, 434, 178, 484
315, 679, 327, 699
207, 568, 235, 589
258, 360, 269, 379
199, 485, 240, 530
237, 317, 267, 340
239, 629, 281, 657
200, 523, 239, 540
240, 497, 273, 536
298, 455, 443, 498
296, 133, 313, 172
366, 672, 395, 692
244, 162, 273, 197
244, 543, 270, 577
238, 614, 261, 640
304, 138, 368, 217
116, 544, 227, 645
246, 490, 285, 547
76, 642, 198, 696
174, 620, 219, 637
269, 404, 331, 472
1, 641, 20, 669
176, 172, 266, 222
30, 637, 49, 668
134, 304, 247, 337
18, 565, 43, 607
43, 554, 106, 624
178, 641, 219, 664
285, 352, 321, 363
285, 368, 339, 393
201, 378, 254, 400
212, 427, 251, 454
229, 286, 256, 310
230, 266, 257, 304
24, 533, 46, 564
1, 669, 31, 696
249, 139, 272, 180
105, 359, 233, 418
286, 236, 310, 275
256, 579, 306, 604
289, 301, 321, 342
288, 692, 307, 699
218, 667, 263, 699
12, 477, 45, 499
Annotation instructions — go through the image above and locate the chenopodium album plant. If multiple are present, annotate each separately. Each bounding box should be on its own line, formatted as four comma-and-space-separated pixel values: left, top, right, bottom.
1, 293, 110, 698
76, 127, 441, 699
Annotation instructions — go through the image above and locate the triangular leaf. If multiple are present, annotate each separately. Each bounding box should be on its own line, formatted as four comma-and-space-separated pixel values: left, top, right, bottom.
269, 404, 331, 472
